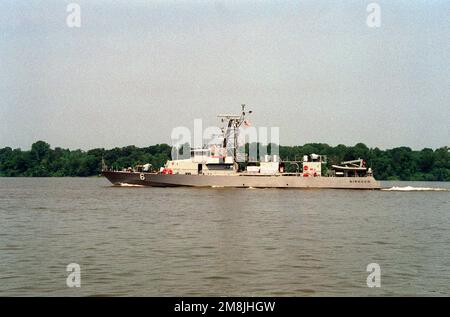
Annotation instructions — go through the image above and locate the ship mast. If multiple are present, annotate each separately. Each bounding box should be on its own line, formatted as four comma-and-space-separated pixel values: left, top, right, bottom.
217, 104, 252, 163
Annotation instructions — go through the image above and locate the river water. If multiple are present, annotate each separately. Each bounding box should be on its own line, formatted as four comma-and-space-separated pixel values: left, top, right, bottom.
0, 178, 449, 296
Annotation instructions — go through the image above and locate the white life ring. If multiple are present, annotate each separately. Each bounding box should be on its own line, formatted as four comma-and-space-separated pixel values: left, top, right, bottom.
139, 173, 145, 181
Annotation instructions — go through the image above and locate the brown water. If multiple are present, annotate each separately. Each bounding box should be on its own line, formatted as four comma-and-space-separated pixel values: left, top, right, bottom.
0, 178, 449, 296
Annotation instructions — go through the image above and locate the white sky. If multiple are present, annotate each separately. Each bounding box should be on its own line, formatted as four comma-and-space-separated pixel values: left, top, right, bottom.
1, 0, 449, 150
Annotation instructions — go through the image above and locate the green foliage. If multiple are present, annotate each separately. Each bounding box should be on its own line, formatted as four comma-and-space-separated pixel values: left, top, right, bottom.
0, 141, 171, 177
0, 141, 448, 180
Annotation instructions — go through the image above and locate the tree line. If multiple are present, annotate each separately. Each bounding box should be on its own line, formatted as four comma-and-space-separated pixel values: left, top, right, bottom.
0, 141, 448, 181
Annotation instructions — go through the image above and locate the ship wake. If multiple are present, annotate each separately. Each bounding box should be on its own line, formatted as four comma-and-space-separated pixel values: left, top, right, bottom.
116, 183, 145, 187
382, 186, 448, 192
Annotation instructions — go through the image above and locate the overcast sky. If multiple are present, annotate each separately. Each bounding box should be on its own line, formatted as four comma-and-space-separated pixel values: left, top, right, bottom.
1, 0, 449, 150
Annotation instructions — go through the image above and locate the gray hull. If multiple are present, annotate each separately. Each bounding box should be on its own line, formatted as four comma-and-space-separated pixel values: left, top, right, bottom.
102, 171, 381, 189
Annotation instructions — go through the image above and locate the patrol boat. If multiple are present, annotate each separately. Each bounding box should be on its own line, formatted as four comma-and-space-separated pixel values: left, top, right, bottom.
102, 105, 380, 189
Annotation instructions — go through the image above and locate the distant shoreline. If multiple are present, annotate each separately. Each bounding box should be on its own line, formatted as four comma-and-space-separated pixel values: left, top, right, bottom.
1, 141, 448, 181
1, 176, 449, 182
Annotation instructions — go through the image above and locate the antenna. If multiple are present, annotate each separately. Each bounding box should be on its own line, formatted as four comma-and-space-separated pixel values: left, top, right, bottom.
241, 104, 253, 116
